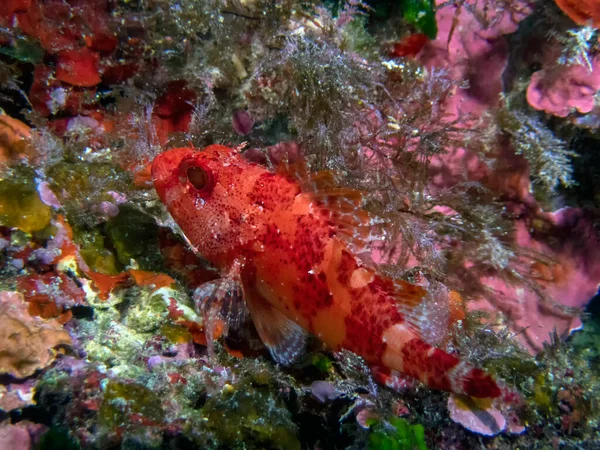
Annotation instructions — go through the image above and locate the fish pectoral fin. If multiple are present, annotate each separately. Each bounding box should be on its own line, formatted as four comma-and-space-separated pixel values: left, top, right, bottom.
193, 276, 249, 354
244, 289, 308, 366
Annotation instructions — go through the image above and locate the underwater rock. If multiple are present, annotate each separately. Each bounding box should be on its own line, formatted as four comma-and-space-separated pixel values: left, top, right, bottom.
310, 380, 342, 402
17, 272, 85, 323
28, 64, 63, 117
0, 291, 71, 378
448, 394, 506, 436
554, 0, 600, 27
99, 380, 165, 430
105, 206, 161, 268
470, 209, 600, 354
14, 0, 113, 54
197, 384, 301, 450
102, 61, 139, 85
18, 272, 86, 309
244, 141, 301, 166
232, 109, 255, 135
416, 57, 598, 355
0, 421, 47, 450
28, 64, 97, 117
0, 114, 32, 165
153, 80, 197, 145
0, 173, 51, 233
390, 33, 429, 58
55, 48, 102, 87
419, 0, 532, 119
0, 0, 31, 28
0, 380, 36, 412
1, 0, 600, 447
46, 161, 129, 225
124, 286, 175, 332
35, 361, 107, 446
527, 55, 600, 118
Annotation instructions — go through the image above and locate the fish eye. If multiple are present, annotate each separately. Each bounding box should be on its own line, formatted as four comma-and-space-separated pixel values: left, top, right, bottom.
187, 166, 207, 190
178, 157, 215, 194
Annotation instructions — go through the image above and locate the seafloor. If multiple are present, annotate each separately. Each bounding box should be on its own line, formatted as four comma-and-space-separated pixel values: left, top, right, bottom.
1, 0, 600, 449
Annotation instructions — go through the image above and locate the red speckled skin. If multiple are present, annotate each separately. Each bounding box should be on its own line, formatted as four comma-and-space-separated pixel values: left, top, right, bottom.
152, 146, 502, 399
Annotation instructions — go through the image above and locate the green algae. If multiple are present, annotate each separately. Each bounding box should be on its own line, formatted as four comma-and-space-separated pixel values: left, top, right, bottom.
68, 205, 163, 276
105, 206, 161, 270
402, 0, 437, 39
76, 227, 121, 275
516, 329, 600, 438
182, 358, 305, 449
368, 417, 428, 450
0, 36, 44, 64
482, 353, 541, 396
99, 380, 165, 428
310, 353, 334, 374
339, 15, 378, 59
483, 354, 539, 379
46, 162, 129, 225
81, 283, 195, 365
72, 206, 161, 274
0, 171, 51, 233
82, 306, 147, 365
160, 323, 193, 344
532, 372, 555, 415
198, 384, 300, 450
9, 228, 32, 247
35, 427, 81, 450
124, 288, 171, 333
571, 315, 600, 364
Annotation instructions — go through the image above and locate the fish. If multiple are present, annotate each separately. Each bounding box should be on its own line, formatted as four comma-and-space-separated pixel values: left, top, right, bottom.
152, 144, 505, 399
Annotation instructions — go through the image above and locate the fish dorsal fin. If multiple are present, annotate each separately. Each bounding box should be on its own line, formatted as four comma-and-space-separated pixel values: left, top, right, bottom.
302, 170, 338, 192
274, 154, 363, 210
388, 278, 428, 319
276, 157, 385, 261
390, 278, 451, 347
311, 187, 385, 260
414, 281, 451, 346
277, 159, 353, 198
276, 157, 309, 185
244, 286, 308, 365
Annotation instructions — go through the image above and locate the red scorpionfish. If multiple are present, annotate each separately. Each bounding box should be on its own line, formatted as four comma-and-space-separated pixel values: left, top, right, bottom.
152, 145, 506, 399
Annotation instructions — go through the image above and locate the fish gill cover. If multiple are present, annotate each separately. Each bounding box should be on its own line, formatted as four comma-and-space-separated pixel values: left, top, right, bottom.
0, 0, 599, 449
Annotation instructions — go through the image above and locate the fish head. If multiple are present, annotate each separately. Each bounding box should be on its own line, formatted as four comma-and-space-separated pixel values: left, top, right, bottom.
152, 145, 234, 202
152, 145, 258, 263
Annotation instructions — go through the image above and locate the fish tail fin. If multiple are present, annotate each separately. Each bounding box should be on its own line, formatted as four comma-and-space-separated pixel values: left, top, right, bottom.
382, 323, 502, 399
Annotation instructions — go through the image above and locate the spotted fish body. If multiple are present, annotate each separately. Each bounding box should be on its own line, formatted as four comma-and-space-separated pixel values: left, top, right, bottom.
152, 145, 502, 399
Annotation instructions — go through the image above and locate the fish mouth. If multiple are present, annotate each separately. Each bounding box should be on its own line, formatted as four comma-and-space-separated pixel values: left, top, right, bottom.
150, 152, 170, 200
150, 152, 169, 184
